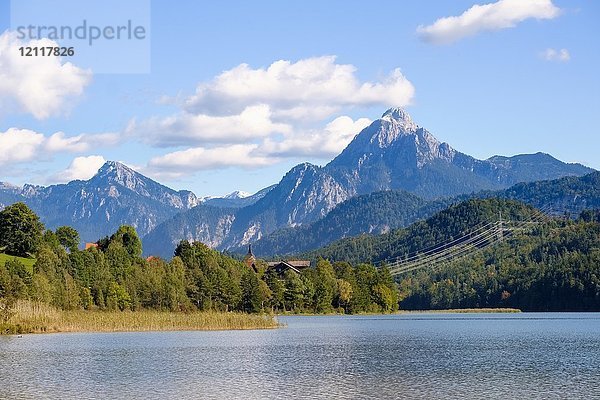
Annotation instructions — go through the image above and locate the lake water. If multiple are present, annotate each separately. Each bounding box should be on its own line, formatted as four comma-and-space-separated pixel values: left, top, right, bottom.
1, 313, 599, 399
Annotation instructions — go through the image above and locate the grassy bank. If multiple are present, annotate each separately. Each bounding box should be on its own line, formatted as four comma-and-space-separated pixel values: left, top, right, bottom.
1, 301, 280, 334
0, 253, 35, 273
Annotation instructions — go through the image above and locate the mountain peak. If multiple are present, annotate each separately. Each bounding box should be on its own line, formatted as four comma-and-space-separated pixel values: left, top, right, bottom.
93, 161, 149, 191
382, 107, 412, 120
380, 107, 418, 134
224, 190, 251, 199
91, 160, 200, 209
97, 160, 135, 175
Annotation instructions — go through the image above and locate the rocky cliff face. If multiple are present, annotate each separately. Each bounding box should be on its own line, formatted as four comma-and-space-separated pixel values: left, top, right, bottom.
142, 205, 237, 258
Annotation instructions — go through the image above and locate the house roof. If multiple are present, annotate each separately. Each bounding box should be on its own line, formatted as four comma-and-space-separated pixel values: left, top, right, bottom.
267, 260, 310, 268
267, 260, 311, 274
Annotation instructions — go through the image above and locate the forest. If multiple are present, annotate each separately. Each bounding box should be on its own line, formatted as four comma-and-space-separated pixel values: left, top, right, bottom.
0, 202, 399, 327
399, 216, 600, 311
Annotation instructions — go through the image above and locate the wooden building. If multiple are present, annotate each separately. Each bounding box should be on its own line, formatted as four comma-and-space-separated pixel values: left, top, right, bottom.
267, 260, 311, 276
244, 243, 310, 276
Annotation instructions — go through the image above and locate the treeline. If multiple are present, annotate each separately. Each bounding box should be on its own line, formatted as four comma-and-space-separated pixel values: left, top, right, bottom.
0, 202, 399, 316
0, 215, 193, 313
177, 240, 399, 314
5, 199, 599, 315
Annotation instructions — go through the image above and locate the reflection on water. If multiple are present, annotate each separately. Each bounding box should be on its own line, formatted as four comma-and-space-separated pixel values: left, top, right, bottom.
1, 313, 599, 399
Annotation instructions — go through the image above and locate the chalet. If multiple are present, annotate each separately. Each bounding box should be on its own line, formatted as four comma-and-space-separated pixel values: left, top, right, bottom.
243, 244, 310, 275
267, 260, 311, 276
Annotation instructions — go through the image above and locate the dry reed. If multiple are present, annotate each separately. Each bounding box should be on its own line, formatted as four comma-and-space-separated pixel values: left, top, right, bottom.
4, 300, 280, 334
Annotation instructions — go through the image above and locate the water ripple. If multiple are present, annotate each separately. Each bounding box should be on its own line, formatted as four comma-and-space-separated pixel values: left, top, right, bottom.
1, 313, 599, 399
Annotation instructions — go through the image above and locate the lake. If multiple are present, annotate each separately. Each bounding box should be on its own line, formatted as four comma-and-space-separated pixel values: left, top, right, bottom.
1, 313, 599, 399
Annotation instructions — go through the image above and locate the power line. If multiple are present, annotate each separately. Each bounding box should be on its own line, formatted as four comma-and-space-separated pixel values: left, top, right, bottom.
379, 207, 553, 277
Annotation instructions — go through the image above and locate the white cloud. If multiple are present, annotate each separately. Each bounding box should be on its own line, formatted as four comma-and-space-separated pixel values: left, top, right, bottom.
45, 132, 90, 153
184, 56, 414, 119
147, 144, 275, 176
127, 56, 412, 178
0, 31, 92, 119
126, 104, 291, 147
142, 115, 373, 177
128, 56, 413, 148
0, 127, 119, 166
541, 48, 570, 62
0, 128, 46, 165
58, 155, 107, 182
417, 0, 561, 44
261, 116, 372, 158
45, 131, 120, 153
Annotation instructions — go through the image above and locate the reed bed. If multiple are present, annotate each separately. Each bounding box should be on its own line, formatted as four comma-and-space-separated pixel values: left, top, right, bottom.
4, 300, 280, 334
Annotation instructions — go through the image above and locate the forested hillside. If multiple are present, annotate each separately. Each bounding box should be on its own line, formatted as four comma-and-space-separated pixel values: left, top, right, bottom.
494, 171, 600, 214
307, 198, 538, 265
398, 217, 600, 311
306, 198, 600, 311
3, 195, 599, 318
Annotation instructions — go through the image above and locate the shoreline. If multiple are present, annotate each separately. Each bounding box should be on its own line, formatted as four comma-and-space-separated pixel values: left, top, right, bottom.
274, 308, 522, 317
1, 301, 280, 335
400, 308, 521, 314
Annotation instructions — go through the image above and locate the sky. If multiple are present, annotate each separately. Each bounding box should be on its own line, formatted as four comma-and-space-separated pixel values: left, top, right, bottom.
0, 0, 598, 197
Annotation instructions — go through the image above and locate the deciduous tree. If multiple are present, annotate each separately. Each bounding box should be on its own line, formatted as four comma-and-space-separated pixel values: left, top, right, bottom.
0, 202, 44, 257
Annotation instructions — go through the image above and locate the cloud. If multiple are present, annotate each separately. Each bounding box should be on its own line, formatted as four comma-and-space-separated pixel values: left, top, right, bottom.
147, 144, 275, 177
261, 116, 372, 158
142, 115, 373, 178
57, 155, 107, 182
0, 127, 119, 166
541, 48, 570, 62
126, 104, 291, 147
0, 31, 92, 119
45, 131, 120, 153
417, 0, 561, 44
127, 56, 414, 148
184, 56, 414, 119
127, 56, 411, 179
0, 128, 46, 165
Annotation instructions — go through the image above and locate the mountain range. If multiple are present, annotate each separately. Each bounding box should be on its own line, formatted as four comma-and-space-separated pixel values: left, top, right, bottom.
144, 108, 592, 256
0, 108, 594, 257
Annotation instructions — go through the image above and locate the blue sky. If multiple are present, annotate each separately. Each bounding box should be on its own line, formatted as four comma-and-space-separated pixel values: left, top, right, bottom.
0, 0, 598, 197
